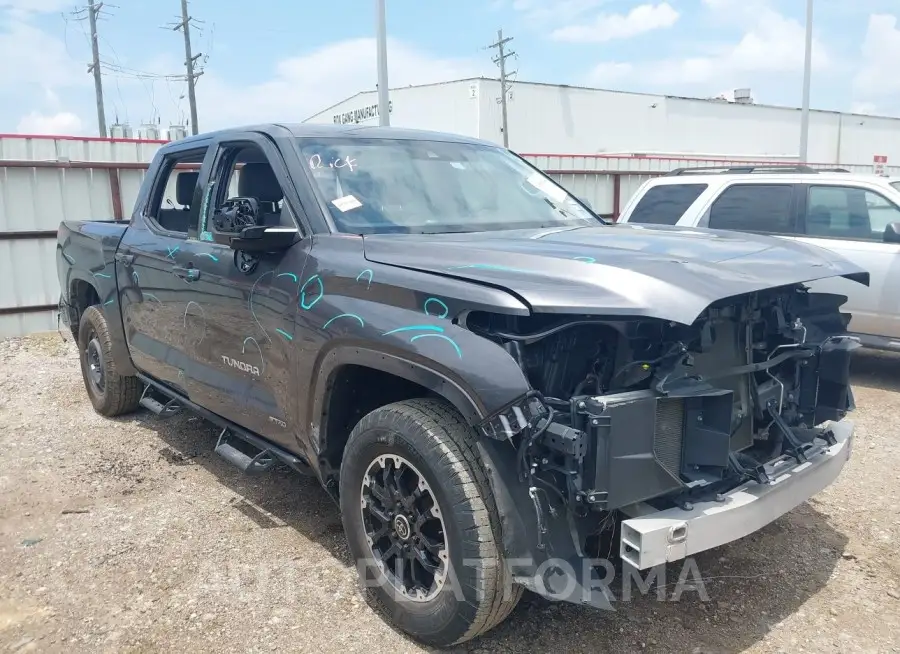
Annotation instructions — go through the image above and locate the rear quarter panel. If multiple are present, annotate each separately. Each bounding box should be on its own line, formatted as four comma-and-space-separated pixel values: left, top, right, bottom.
57, 219, 136, 374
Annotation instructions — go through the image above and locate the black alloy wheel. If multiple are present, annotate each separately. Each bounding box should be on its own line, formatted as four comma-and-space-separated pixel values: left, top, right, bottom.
360, 453, 449, 602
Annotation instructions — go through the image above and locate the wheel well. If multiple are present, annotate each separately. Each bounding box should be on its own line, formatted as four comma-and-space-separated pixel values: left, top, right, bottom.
69, 279, 100, 335
320, 365, 431, 474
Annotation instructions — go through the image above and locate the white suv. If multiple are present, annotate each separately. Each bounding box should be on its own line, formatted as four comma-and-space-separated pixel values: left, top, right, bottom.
617, 166, 900, 351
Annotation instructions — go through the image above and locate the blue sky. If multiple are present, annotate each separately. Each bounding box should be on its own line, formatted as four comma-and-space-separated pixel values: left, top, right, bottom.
1, 0, 899, 136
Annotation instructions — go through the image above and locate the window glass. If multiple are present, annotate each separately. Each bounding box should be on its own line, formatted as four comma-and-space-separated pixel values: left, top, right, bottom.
147, 149, 205, 235
209, 144, 293, 232
805, 185, 900, 241
297, 138, 599, 234
628, 184, 707, 225
708, 184, 794, 234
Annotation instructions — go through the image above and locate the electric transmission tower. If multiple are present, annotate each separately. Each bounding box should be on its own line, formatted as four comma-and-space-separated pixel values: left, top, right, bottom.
487, 29, 516, 148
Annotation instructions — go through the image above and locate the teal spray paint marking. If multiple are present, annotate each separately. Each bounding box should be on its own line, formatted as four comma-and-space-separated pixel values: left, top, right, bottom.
299, 274, 323, 310
166, 245, 180, 260
275, 328, 293, 341
277, 272, 298, 283
356, 269, 374, 288
104, 299, 115, 306
92, 272, 111, 279
573, 256, 596, 263
423, 297, 449, 319
197, 252, 219, 262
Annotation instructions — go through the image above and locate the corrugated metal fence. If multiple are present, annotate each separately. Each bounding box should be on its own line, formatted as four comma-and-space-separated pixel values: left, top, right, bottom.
0, 134, 164, 337
3, 134, 899, 337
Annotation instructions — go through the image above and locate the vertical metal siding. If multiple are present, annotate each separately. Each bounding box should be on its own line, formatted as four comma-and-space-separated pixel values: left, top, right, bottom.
2, 133, 899, 338
0, 135, 164, 338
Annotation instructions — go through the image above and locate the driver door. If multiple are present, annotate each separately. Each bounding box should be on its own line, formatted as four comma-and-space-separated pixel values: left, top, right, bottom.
179, 133, 312, 451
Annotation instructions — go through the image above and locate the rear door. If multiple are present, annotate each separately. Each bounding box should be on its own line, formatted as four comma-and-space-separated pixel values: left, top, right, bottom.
791, 183, 900, 341
117, 142, 212, 392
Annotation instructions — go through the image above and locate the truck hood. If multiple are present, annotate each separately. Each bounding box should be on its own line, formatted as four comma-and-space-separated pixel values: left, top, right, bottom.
362, 223, 869, 325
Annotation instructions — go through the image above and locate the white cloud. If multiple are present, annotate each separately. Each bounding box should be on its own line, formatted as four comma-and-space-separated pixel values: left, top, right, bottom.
17, 110, 83, 134
551, 3, 679, 43
511, 0, 608, 26
195, 37, 480, 130
0, 19, 85, 88
0, 0, 68, 10
589, 6, 829, 90
854, 14, 900, 99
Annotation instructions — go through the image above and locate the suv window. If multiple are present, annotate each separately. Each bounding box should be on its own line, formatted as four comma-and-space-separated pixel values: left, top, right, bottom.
146, 149, 206, 236
628, 184, 707, 225
805, 185, 900, 241
707, 184, 794, 234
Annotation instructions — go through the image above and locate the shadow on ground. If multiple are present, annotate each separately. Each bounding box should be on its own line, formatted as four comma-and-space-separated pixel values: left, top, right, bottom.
850, 348, 900, 392
127, 408, 848, 654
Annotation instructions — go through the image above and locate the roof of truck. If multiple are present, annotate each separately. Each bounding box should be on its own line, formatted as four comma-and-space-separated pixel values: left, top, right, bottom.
171, 123, 491, 148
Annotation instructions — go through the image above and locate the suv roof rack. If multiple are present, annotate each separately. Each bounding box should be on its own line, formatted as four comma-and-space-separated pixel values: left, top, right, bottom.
664, 164, 826, 176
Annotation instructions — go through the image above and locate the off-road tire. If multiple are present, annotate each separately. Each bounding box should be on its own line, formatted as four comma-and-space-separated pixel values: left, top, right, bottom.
339, 398, 523, 647
77, 305, 142, 416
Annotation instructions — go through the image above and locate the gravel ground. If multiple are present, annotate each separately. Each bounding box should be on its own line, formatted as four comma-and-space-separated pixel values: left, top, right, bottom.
0, 333, 898, 654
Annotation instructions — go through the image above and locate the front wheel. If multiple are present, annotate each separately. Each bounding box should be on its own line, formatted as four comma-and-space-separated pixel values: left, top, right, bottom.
339, 398, 522, 647
77, 305, 142, 416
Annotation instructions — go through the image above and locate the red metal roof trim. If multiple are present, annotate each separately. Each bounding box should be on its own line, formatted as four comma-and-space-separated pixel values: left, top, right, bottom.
0, 133, 168, 144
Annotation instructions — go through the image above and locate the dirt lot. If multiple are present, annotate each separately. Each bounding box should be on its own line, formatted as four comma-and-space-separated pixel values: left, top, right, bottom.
0, 333, 898, 653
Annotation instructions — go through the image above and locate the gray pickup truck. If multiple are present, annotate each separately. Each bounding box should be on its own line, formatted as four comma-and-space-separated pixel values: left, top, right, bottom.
56, 123, 863, 646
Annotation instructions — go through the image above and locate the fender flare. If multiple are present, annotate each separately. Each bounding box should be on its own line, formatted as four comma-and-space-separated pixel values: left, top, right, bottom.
310, 344, 487, 454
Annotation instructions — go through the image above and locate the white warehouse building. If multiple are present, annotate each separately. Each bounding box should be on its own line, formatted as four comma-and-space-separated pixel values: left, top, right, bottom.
306, 78, 900, 167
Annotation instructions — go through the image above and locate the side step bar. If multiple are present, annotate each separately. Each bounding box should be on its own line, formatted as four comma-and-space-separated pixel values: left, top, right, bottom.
136, 374, 313, 477
215, 427, 276, 476
139, 385, 182, 417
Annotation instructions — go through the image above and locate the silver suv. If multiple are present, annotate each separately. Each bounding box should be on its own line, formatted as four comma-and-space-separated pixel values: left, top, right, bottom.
617, 165, 900, 351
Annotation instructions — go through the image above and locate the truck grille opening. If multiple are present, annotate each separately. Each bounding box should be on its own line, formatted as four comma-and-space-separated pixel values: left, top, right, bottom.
654, 398, 685, 478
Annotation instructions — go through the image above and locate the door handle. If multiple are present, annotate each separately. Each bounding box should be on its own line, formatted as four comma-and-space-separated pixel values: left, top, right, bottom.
115, 251, 134, 265
173, 265, 200, 281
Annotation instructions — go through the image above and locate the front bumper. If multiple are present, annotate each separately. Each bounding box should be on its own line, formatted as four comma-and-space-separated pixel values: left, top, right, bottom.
619, 417, 855, 570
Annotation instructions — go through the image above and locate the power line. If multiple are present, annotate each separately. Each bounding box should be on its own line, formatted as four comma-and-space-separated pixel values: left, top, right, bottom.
487, 29, 516, 148
167, 0, 204, 135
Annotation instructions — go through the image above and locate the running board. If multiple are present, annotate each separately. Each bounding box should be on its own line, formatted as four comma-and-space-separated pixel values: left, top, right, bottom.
139, 385, 182, 418
215, 428, 277, 475
135, 373, 314, 477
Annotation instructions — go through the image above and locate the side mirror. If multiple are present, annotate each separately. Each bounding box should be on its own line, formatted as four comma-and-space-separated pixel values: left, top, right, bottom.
229, 226, 300, 252
885, 222, 900, 244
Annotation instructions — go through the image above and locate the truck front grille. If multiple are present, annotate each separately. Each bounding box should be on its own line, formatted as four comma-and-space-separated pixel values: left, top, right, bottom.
654, 398, 685, 479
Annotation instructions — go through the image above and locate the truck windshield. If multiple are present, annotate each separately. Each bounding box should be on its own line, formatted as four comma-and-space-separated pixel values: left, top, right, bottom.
297, 138, 599, 234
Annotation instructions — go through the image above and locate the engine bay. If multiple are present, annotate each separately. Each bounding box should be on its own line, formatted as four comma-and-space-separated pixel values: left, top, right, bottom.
471, 283, 859, 522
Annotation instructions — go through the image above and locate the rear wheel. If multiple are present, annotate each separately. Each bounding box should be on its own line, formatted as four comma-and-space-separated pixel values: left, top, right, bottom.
77, 305, 142, 416
339, 398, 522, 647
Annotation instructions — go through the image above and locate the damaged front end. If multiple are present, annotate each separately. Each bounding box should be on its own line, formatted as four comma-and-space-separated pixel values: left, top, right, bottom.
470, 284, 858, 602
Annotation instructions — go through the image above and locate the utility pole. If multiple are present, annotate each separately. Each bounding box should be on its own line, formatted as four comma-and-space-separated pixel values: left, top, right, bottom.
87, 0, 107, 137
488, 29, 515, 148
799, 0, 814, 162
375, 0, 390, 127
173, 0, 202, 135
